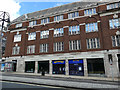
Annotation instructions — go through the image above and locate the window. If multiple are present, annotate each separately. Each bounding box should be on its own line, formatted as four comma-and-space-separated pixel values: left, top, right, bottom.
54, 42, 64, 52
16, 23, 22, 28
111, 35, 120, 47
86, 22, 98, 32
41, 18, 49, 24
87, 38, 100, 49
107, 3, 120, 10
14, 34, 21, 42
54, 15, 63, 21
69, 25, 80, 35
28, 32, 36, 40
109, 18, 120, 29
54, 28, 63, 37
27, 45, 35, 54
29, 21, 37, 26
40, 30, 49, 39
12, 46, 20, 55
68, 12, 79, 19
69, 40, 81, 51
84, 8, 96, 16
40, 43, 48, 53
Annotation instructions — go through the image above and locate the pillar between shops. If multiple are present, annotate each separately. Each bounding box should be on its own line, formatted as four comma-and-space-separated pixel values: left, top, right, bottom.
49, 60, 52, 75
65, 59, 69, 76
35, 61, 38, 74
83, 58, 88, 77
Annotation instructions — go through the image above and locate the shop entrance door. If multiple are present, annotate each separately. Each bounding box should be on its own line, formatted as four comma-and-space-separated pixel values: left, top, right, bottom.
117, 54, 120, 72
12, 60, 17, 72
52, 60, 65, 74
69, 60, 84, 76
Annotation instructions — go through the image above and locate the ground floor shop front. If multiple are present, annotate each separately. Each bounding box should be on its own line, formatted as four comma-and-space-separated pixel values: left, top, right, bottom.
2, 50, 120, 78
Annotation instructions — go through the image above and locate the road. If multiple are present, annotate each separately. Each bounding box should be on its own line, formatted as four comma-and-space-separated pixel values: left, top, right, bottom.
1, 81, 79, 90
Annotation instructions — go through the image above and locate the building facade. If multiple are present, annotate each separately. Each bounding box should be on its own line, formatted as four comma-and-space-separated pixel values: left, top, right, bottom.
3, 1, 120, 78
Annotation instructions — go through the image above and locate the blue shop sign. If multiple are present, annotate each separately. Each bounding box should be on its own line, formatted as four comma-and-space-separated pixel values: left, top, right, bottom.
53, 60, 65, 64
69, 60, 83, 64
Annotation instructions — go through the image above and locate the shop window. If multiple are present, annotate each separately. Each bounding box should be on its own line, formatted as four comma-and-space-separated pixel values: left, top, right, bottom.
52, 60, 65, 74
87, 58, 105, 76
69, 60, 84, 76
25, 61, 35, 73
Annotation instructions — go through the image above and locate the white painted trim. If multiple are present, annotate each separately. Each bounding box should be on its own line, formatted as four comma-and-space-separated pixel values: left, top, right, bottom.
49, 28, 54, 30
79, 23, 85, 26
63, 26, 69, 28
10, 28, 27, 33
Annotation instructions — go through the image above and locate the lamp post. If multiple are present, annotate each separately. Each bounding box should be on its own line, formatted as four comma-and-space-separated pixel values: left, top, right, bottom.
0, 11, 10, 61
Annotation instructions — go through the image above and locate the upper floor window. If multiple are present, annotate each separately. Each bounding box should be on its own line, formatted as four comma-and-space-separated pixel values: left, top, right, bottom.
54, 15, 63, 21
40, 43, 48, 53
84, 8, 96, 16
86, 22, 98, 32
27, 45, 35, 54
54, 28, 63, 37
68, 11, 79, 19
40, 30, 49, 39
111, 35, 120, 47
69, 40, 81, 51
86, 38, 100, 49
109, 18, 120, 29
107, 3, 120, 10
41, 18, 49, 24
14, 34, 21, 42
16, 23, 22, 28
28, 32, 36, 40
29, 20, 37, 26
53, 42, 64, 52
69, 25, 80, 35
12, 46, 20, 55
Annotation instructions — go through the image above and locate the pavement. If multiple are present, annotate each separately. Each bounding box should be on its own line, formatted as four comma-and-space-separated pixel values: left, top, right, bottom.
0, 72, 120, 89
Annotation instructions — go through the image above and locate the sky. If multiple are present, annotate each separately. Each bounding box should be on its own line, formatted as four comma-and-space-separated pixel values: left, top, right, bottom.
0, 0, 115, 22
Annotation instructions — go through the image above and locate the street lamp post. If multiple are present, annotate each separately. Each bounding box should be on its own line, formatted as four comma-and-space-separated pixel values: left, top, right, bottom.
0, 11, 10, 61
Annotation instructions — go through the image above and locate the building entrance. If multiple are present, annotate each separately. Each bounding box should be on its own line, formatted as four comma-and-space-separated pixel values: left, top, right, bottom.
52, 60, 65, 74
69, 60, 84, 76
87, 58, 105, 76
38, 61, 49, 74
25, 61, 35, 73
12, 60, 17, 72
117, 54, 120, 72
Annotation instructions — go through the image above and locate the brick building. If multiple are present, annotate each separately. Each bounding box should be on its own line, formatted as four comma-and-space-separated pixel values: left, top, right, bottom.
3, 1, 120, 77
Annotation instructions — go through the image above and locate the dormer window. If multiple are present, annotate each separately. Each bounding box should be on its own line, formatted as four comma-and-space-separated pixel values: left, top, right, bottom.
41, 18, 49, 24
68, 11, 79, 19
16, 23, 22, 28
54, 15, 63, 21
107, 3, 120, 10
84, 8, 96, 16
29, 20, 37, 26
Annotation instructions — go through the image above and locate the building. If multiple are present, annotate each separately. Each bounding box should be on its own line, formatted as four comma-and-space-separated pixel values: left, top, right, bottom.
3, 1, 120, 78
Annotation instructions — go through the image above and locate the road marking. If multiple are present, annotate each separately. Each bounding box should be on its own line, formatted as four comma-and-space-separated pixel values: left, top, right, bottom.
0, 80, 70, 89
